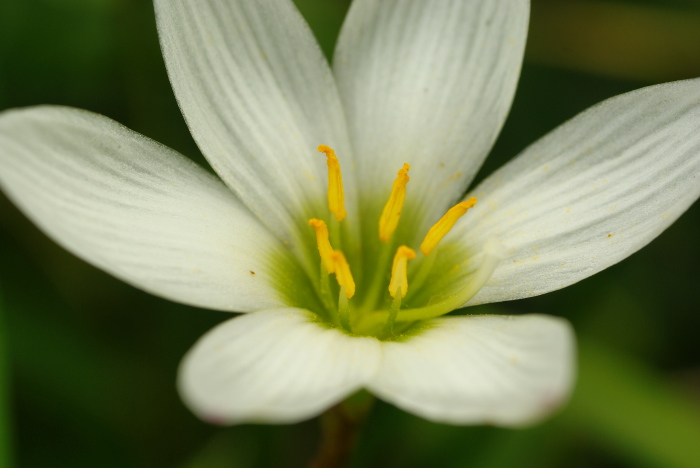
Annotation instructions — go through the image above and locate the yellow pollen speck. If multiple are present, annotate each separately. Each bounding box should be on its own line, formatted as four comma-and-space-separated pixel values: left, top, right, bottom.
309, 218, 335, 273
318, 145, 346, 222
330, 250, 355, 298
420, 197, 477, 255
389, 246, 416, 298
378, 163, 411, 242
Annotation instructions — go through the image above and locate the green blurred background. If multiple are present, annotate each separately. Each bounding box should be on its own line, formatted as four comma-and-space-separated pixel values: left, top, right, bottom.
1, 0, 699, 467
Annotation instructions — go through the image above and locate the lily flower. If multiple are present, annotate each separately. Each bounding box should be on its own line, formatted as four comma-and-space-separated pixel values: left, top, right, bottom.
0, 0, 698, 427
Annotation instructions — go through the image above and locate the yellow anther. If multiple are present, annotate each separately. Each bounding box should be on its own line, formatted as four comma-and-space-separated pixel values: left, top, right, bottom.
318, 145, 346, 222
389, 246, 416, 298
330, 250, 355, 298
378, 163, 411, 242
420, 197, 477, 255
309, 218, 335, 273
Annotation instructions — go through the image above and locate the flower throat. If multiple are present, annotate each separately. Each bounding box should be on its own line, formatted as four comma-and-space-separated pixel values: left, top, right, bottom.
306, 145, 499, 338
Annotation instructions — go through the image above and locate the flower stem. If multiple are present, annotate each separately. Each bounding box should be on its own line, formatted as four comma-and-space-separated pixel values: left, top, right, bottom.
309, 392, 374, 468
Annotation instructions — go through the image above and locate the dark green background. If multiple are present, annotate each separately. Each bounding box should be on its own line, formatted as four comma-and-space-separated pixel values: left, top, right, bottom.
1, 0, 699, 467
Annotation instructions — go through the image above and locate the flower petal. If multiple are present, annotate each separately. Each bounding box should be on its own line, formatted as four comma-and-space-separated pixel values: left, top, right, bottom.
155, 0, 355, 244
369, 314, 575, 426
0, 106, 286, 312
334, 0, 528, 227
179, 308, 381, 424
453, 78, 700, 305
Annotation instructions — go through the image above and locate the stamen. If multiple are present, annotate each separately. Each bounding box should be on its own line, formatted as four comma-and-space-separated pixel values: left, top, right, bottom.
318, 145, 346, 222
309, 218, 335, 274
330, 250, 355, 298
388, 246, 416, 298
420, 197, 477, 255
378, 163, 411, 242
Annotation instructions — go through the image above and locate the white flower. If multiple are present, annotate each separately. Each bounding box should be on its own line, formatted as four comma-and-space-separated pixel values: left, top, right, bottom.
0, 0, 698, 427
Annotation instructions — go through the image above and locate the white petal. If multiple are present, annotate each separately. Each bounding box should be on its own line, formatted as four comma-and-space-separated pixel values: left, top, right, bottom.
155, 0, 355, 244
179, 308, 381, 424
453, 78, 700, 305
0, 106, 287, 312
334, 0, 528, 228
369, 314, 575, 426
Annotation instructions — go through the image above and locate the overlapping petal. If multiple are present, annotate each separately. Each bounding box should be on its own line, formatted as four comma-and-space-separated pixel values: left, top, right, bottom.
334, 0, 528, 230
369, 314, 575, 426
179, 308, 381, 424
0, 106, 285, 312
155, 0, 355, 246
451, 79, 700, 306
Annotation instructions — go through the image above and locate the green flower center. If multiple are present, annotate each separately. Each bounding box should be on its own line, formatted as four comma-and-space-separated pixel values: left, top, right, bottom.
269, 145, 502, 340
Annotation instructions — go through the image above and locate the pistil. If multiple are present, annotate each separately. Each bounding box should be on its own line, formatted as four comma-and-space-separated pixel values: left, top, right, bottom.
332, 250, 355, 332
338, 286, 351, 331
354, 240, 505, 334
396, 240, 505, 322
381, 287, 403, 338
